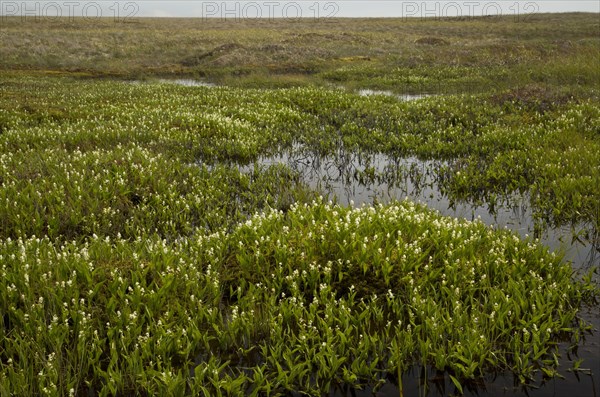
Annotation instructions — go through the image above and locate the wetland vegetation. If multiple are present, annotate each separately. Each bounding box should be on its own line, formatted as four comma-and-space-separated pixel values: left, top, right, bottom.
0, 13, 599, 396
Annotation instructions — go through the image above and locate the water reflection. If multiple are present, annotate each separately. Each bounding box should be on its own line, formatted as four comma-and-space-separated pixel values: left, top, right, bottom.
243, 147, 598, 270
129, 78, 216, 87
357, 89, 431, 101
157, 79, 216, 87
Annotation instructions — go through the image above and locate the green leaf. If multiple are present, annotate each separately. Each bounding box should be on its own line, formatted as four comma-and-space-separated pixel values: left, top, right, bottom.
449, 374, 464, 395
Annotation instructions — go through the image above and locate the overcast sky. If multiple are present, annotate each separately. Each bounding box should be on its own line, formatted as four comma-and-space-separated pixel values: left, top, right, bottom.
2, 1, 599, 18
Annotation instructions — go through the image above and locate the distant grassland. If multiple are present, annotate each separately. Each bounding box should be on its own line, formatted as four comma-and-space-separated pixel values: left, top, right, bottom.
1, 13, 599, 93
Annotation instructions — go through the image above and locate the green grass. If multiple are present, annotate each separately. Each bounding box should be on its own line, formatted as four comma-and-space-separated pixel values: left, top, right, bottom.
0, 72, 598, 395
1, 200, 596, 395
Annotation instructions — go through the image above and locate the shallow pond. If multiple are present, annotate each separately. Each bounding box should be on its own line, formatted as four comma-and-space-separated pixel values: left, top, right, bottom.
130, 78, 217, 87
243, 148, 598, 269
358, 88, 431, 101
157, 78, 216, 87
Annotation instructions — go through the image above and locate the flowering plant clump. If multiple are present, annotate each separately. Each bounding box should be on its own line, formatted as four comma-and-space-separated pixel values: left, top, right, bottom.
1, 199, 596, 395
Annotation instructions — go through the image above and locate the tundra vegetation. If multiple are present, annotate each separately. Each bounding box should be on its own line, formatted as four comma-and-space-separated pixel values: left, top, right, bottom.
0, 13, 598, 396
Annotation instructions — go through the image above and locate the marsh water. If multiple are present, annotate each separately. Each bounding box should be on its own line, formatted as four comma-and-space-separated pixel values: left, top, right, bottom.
358, 88, 431, 101
242, 148, 598, 270
144, 79, 599, 396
